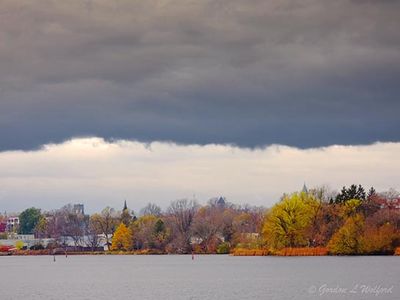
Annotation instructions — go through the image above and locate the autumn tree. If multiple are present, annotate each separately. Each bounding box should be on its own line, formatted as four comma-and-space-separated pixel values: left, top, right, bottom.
220, 208, 235, 243
342, 199, 362, 217
153, 218, 169, 250
308, 203, 344, 246
191, 206, 223, 253
327, 214, 365, 255
358, 193, 381, 217
131, 215, 170, 251
111, 223, 133, 251
366, 204, 400, 230
360, 223, 399, 254
15, 240, 24, 250
262, 193, 319, 249
132, 215, 158, 249
234, 206, 265, 234
232, 212, 254, 245
34, 216, 48, 239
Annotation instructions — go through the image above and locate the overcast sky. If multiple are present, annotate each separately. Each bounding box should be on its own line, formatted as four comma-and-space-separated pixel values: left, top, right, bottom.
0, 138, 399, 213
0, 1, 399, 212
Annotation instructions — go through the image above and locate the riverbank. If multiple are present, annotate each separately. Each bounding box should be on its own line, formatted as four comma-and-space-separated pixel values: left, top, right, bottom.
231, 247, 328, 256
231, 247, 400, 256
8, 249, 165, 256
3, 246, 400, 256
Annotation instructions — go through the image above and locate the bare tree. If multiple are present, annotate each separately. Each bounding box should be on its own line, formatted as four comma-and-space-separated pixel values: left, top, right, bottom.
91, 207, 118, 250
167, 199, 198, 253
379, 188, 400, 202
44, 205, 87, 249
140, 203, 162, 217
309, 185, 337, 203
86, 216, 102, 251
62, 204, 87, 249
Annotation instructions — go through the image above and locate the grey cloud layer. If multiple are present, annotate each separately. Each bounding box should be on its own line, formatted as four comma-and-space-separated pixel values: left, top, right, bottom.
1, 0, 399, 150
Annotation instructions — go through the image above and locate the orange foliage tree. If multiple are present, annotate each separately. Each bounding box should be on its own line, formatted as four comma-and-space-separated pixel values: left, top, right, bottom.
111, 223, 133, 251
360, 223, 399, 254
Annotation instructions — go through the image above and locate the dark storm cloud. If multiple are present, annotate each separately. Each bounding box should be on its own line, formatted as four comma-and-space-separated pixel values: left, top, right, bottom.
1, 0, 400, 150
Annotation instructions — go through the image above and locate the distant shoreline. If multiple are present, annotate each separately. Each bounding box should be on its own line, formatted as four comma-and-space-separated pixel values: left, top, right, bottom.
3, 247, 399, 257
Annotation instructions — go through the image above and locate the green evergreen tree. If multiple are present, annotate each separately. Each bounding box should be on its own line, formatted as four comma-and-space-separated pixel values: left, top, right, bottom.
19, 207, 42, 234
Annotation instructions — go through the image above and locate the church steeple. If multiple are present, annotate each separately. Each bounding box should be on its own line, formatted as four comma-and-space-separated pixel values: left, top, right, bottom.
121, 200, 132, 226
302, 183, 308, 193
123, 200, 128, 211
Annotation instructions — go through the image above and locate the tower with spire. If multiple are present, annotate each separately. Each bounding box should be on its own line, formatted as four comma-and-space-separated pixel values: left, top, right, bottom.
302, 183, 308, 193
121, 200, 133, 226
123, 200, 128, 211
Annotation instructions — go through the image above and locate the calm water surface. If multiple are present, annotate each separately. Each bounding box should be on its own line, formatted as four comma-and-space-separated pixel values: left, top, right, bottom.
0, 255, 398, 300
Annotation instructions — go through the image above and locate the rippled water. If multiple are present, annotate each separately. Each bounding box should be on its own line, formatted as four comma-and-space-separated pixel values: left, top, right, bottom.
0, 255, 398, 300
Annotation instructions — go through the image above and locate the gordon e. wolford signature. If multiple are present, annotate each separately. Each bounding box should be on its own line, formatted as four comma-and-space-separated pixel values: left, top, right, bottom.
308, 283, 394, 296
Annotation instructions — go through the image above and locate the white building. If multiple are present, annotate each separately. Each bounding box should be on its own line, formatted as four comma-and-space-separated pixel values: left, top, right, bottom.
6, 217, 19, 232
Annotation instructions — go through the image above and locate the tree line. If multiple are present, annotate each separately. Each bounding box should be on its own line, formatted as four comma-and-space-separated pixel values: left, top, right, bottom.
1, 197, 264, 254
263, 185, 399, 254
2, 185, 399, 254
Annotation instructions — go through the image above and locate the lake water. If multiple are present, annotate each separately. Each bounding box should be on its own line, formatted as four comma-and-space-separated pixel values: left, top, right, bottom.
0, 255, 398, 300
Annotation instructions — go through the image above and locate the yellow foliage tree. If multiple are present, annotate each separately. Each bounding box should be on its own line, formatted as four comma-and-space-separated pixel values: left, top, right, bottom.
341, 199, 362, 217
131, 215, 157, 249
262, 192, 319, 249
15, 240, 24, 250
327, 214, 364, 255
111, 223, 133, 251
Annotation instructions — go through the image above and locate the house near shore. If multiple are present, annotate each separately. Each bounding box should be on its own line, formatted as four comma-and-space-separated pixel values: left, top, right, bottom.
190, 233, 225, 246
6, 216, 19, 232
